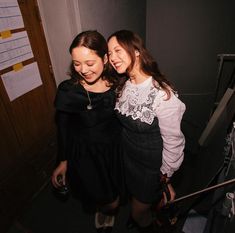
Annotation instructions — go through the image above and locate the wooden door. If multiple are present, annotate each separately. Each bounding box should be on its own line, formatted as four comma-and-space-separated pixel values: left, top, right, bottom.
0, 0, 57, 231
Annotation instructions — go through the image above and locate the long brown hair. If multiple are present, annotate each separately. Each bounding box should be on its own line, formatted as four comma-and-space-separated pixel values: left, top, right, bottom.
69, 30, 117, 87
107, 30, 174, 96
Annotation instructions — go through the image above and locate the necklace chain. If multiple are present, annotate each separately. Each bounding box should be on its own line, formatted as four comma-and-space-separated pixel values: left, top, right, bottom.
86, 89, 92, 110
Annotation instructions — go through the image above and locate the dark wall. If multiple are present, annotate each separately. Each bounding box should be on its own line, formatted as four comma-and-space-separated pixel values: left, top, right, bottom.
78, 0, 146, 40
146, 0, 235, 151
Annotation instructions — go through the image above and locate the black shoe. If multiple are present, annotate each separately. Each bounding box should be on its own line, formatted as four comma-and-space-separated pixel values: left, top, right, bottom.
96, 228, 104, 233
95, 214, 115, 233
95, 212, 105, 233
103, 215, 115, 233
137, 223, 158, 233
103, 226, 113, 233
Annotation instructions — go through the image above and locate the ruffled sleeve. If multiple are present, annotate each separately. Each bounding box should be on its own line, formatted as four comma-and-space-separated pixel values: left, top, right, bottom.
154, 91, 186, 177
54, 79, 84, 113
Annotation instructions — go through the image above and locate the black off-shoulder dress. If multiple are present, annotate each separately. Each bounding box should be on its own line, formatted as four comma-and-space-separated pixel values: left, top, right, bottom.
54, 79, 122, 204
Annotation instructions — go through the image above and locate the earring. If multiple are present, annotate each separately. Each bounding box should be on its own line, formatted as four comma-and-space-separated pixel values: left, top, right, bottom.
135, 50, 140, 57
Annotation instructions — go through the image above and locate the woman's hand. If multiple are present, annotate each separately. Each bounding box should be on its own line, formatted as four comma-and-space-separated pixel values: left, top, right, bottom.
163, 181, 176, 204
51, 161, 68, 188
161, 176, 176, 204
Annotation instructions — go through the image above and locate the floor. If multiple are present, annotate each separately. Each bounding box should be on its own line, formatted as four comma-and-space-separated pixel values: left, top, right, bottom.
6, 181, 187, 233
6, 146, 235, 233
6, 180, 235, 233
5, 148, 199, 233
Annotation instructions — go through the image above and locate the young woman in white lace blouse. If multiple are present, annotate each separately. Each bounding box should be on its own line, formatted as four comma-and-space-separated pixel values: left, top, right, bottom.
107, 30, 186, 233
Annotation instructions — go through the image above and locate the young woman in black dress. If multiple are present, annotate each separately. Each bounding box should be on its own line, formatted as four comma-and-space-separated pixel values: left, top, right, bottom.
51, 30, 122, 233
107, 30, 186, 232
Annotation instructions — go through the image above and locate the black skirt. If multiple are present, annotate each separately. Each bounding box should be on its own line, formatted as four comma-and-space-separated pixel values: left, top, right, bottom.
117, 113, 163, 204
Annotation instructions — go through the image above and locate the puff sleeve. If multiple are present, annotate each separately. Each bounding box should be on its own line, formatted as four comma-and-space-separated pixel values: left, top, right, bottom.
155, 92, 186, 177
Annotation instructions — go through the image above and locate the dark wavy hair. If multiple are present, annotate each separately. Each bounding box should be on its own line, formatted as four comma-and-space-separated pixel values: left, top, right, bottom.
107, 30, 174, 97
69, 30, 117, 87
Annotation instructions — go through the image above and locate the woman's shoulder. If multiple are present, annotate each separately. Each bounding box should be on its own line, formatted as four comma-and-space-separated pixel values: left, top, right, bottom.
151, 80, 176, 99
161, 90, 186, 114
57, 78, 78, 91
152, 82, 185, 109
55, 79, 84, 111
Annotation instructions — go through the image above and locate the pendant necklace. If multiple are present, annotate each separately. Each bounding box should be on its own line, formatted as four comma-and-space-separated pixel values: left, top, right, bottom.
86, 89, 92, 110
83, 76, 103, 110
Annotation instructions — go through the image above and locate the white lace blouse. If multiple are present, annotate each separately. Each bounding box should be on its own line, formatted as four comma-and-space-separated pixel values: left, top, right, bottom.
115, 77, 186, 177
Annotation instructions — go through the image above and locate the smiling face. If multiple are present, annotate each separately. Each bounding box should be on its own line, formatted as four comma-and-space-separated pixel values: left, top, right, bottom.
71, 46, 107, 84
108, 36, 132, 74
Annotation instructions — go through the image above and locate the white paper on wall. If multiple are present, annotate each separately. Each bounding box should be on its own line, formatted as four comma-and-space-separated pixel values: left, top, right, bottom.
1, 62, 43, 101
0, 31, 33, 70
0, 0, 24, 31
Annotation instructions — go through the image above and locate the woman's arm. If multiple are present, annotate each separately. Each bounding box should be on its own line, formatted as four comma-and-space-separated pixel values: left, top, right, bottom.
51, 111, 70, 187
155, 92, 186, 178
